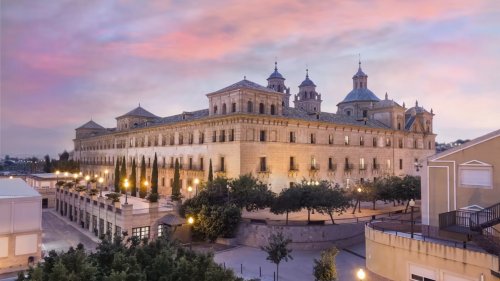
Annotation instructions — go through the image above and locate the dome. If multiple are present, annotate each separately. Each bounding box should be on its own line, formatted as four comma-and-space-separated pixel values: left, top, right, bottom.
339, 88, 380, 104
352, 67, 367, 78
267, 61, 285, 80
299, 69, 316, 87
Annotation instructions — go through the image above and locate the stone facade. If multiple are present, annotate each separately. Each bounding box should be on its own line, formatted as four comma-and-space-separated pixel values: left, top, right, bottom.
73, 62, 436, 195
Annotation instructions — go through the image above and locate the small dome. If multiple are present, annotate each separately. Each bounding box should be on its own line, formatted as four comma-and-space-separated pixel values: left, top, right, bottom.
299, 69, 316, 87
352, 67, 367, 78
339, 88, 380, 104
267, 61, 285, 80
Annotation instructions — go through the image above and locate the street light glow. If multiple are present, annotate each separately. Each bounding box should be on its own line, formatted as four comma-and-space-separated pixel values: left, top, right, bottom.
187, 186, 193, 192
98, 177, 104, 184
356, 268, 366, 280
85, 175, 90, 181
357, 187, 362, 193
193, 178, 200, 185
187, 217, 194, 224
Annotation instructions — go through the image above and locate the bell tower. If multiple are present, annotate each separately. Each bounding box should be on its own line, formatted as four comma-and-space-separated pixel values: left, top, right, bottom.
294, 69, 322, 113
267, 61, 291, 108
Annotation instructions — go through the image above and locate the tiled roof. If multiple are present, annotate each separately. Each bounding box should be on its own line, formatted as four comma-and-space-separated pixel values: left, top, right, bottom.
338, 88, 381, 104
208, 79, 278, 95
76, 120, 105, 130
405, 115, 415, 130
117, 106, 158, 119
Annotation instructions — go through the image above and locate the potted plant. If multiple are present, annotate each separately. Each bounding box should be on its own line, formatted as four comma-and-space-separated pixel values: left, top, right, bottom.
106, 192, 121, 208
75, 185, 87, 195
88, 188, 99, 200
55, 180, 65, 188
63, 182, 75, 191
147, 192, 159, 203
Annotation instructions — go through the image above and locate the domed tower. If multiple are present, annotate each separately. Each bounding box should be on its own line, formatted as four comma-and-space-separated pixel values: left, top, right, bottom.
337, 61, 380, 118
293, 69, 322, 113
267, 61, 291, 108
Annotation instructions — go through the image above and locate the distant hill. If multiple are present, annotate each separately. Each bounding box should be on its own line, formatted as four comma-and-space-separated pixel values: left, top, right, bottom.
435, 139, 470, 153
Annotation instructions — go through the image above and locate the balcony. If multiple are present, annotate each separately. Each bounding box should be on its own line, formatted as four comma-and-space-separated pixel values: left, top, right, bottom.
344, 164, 354, 173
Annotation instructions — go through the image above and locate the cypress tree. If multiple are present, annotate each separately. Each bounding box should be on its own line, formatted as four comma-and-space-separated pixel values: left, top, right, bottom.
120, 156, 127, 193
130, 158, 137, 197
151, 153, 158, 194
208, 158, 214, 182
139, 155, 147, 198
171, 158, 181, 201
114, 158, 120, 192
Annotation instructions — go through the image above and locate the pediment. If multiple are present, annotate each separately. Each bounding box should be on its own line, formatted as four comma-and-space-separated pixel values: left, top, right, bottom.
459, 160, 492, 166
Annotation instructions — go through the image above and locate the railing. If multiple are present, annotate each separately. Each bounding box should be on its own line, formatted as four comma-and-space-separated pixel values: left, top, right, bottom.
439, 209, 476, 229
470, 202, 500, 231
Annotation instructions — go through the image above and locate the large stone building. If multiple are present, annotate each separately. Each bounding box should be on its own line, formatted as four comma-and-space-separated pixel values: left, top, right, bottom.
73, 61, 436, 195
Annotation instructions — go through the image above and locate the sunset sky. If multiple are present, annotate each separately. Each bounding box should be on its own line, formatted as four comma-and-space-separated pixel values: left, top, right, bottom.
1, 0, 500, 157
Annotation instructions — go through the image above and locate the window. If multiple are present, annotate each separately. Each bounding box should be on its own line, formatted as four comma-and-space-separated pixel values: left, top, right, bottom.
214, 105, 218, 114
106, 222, 112, 236
247, 101, 253, 113
344, 136, 350, 145
328, 158, 335, 170
310, 133, 316, 144
289, 132, 296, 143
311, 157, 317, 170
346, 110, 351, 116
373, 158, 378, 170
259, 157, 267, 172
259, 103, 265, 114
220, 157, 225, 172
428, 141, 431, 149
362, 110, 367, 118
399, 138, 403, 148
385, 137, 391, 147
132, 226, 150, 239
232, 103, 236, 113
170, 157, 174, 168
162, 177, 165, 186
189, 158, 193, 170
188, 133, 193, 144
170, 136, 174, 145
270, 104, 276, 115
212, 131, 217, 142
260, 130, 266, 142
115, 226, 122, 237
359, 158, 365, 170
178, 134, 183, 145
158, 224, 167, 237
373, 137, 377, 147
459, 165, 493, 188
222, 103, 227, 114
220, 130, 226, 142
328, 134, 334, 145
414, 139, 418, 148
360, 136, 364, 146
229, 129, 235, 141
199, 157, 204, 171
397, 123, 401, 130
387, 159, 391, 169
289, 157, 296, 171
399, 159, 403, 170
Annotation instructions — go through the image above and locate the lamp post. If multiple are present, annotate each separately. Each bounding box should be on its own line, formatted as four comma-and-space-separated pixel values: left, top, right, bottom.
194, 178, 200, 196
104, 169, 109, 190
414, 160, 422, 172
98, 177, 104, 197
187, 186, 193, 199
124, 181, 129, 205
144, 180, 149, 193
357, 187, 362, 213
356, 268, 366, 281
409, 199, 416, 238
85, 175, 90, 190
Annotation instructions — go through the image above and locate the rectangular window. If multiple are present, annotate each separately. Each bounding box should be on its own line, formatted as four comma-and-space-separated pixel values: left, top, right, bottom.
360, 136, 364, 146
212, 131, 217, 142
359, 158, 365, 170
178, 134, 184, 145
106, 222, 112, 236
229, 129, 235, 141
199, 157, 204, 171
399, 159, 403, 170
189, 133, 194, 144
311, 157, 317, 170
220, 157, 225, 172
115, 226, 121, 237
170, 136, 174, 145
162, 177, 165, 186
289, 132, 296, 143
344, 136, 349, 145
132, 226, 150, 239
387, 159, 391, 170
289, 157, 296, 171
158, 224, 167, 237
260, 130, 266, 142
310, 133, 316, 144
386, 137, 391, 147
259, 157, 267, 172
373, 158, 378, 170
220, 130, 226, 142
170, 157, 174, 168
459, 167, 493, 188
399, 138, 403, 148
373, 137, 377, 147
189, 157, 193, 170
328, 158, 335, 170
328, 134, 334, 145
200, 132, 205, 144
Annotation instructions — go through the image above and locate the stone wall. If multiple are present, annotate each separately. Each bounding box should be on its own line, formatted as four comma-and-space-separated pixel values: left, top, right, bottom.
236, 221, 365, 250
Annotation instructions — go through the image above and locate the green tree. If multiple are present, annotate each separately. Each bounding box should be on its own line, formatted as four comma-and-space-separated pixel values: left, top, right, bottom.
271, 186, 303, 225
114, 158, 120, 193
313, 247, 339, 281
139, 155, 147, 198
261, 232, 293, 281
315, 184, 351, 224
130, 158, 137, 197
208, 159, 214, 182
229, 175, 275, 211
194, 205, 241, 242
171, 158, 181, 201
120, 157, 127, 193
151, 153, 158, 194
43, 154, 52, 173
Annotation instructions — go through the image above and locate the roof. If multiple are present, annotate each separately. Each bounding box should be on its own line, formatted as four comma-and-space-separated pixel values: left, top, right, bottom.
429, 129, 500, 161
267, 62, 285, 80
283, 107, 390, 129
353, 66, 367, 78
208, 79, 278, 95
405, 115, 415, 130
299, 71, 316, 87
76, 120, 105, 130
0, 178, 41, 198
338, 88, 381, 104
28, 173, 73, 180
117, 106, 158, 119
374, 94, 401, 109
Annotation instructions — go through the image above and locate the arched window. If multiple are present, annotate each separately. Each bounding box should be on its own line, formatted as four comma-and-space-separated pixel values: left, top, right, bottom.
222, 103, 227, 114
214, 106, 218, 114
247, 101, 253, 113
270, 105, 276, 115
259, 103, 265, 114
232, 103, 236, 113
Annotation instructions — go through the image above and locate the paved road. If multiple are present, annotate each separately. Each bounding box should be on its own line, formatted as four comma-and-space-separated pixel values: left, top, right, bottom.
41, 211, 98, 253
214, 243, 387, 281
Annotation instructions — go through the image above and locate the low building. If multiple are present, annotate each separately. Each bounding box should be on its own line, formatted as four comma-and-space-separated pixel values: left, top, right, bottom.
0, 178, 42, 274
366, 129, 500, 280
25, 173, 74, 208
54, 187, 189, 242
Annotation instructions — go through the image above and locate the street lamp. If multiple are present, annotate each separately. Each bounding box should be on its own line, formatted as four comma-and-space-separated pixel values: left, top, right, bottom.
144, 180, 149, 192
194, 178, 200, 195
357, 187, 362, 213
187, 186, 193, 199
356, 268, 366, 281
98, 177, 104, 197
104, 170, 109, 190
187, 217, 194, 224
409, 199, 416, 238
414, 160, 423, 172
124, 181, 129, 204
64, 172, 68, 177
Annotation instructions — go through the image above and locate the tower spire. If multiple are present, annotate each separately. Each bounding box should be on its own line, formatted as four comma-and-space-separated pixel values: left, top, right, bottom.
358, 53, 361, 69
306, 68, 309, 79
